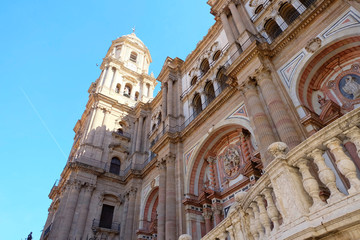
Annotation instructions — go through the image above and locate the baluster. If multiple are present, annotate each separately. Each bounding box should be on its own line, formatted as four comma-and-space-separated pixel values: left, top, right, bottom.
218, 231, 228, 240
247, 208, 259, 240
308, 149, 345, 203
226, 226, 235, 240
262, 188, 280, 231
255, 195, 271, 236
345, 126, 360, 156
325, 137, 360, 194
250, 202, 264, 239
295, 158, 325, 211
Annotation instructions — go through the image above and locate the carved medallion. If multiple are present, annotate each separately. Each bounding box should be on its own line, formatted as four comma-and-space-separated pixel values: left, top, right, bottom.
305, 37, 322, 53
339, 74, 360, 100
222, 147, 243, 178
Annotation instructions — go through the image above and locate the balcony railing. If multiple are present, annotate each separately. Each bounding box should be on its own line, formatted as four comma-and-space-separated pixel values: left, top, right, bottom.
92, 219, 120, 233
201, 107, 360, 240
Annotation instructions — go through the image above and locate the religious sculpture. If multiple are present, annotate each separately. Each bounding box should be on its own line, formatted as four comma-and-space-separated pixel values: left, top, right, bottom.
223, 147, 242, 177
342, 75, 360, 99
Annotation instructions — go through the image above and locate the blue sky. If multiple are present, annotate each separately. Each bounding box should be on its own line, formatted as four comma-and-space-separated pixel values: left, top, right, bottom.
0, 1, 214, 239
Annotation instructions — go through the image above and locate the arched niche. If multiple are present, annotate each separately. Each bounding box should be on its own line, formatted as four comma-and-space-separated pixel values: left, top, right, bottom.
184, 120, 259, 197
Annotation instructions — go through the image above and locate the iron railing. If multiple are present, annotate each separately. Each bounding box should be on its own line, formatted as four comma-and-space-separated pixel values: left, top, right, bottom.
113, 130, 131, 139
180, 43, 230, 99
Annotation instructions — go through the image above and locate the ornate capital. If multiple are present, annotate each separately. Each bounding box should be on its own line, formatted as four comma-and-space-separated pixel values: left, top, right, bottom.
253, 67, 271, 83
84, 182, 96, 192
202, 209, 212, 219
212, 205, 223, 215
156, 158, 167, 170
165, 153, 176, 164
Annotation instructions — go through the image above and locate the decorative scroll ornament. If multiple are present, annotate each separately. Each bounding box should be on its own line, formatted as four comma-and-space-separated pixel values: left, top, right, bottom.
223, 147, 242, 177
249, 0, 265, 7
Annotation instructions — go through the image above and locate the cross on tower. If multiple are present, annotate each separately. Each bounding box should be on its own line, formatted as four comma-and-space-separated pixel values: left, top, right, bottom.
132, 26, 135, 33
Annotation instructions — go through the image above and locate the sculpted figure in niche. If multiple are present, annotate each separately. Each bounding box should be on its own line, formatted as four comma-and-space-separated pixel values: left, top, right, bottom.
342, 75, 360, 99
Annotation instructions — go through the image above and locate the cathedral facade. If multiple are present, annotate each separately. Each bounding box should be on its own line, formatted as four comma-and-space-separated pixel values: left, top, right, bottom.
42, 0, 360, 239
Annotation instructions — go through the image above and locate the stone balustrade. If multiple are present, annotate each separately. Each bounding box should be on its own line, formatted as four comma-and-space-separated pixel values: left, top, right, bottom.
200, 108, 360, 240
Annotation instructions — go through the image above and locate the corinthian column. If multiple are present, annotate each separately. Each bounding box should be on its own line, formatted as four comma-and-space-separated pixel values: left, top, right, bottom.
167, 80, 173, 116
135, 116, 144, 152
228, 2, 246, 35
157, 159, 167, 240
239, 80, 276, 166
162, 84, 168, 120
202, 209, 212, 233
220, 12, 235, 44
74, 183, 95, 240
124, 187, 138, 239
120, 194, 129, 240
58, 180, 82, 240
166, 154, 176, 240
255, 68, 300, 149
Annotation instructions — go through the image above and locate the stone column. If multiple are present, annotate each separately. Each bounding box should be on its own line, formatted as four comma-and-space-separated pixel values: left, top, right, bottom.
212, 205, 223, 226
135, 116, 144, 152
228, 2, 246, 35
239, 131, 251, 163
86, 106, 101, 144
162, 84, 168, 120
109, 68, 117, 90
166, 154, 176, 240
167, 80, 173, 116
58, 180, 82, 240
220, 12, 236, 44
125, 187, 138, 239
120, 194, 129, 240
132, 120, 139, 153
202, 209, 212, 233
48, 189, 70, 239
100, 66, 109, 87
239, 80, 276, 166
97, 109, 110, 147
74, 183, 95, 240
255, 68, 300, 149
157, 159, 167, 240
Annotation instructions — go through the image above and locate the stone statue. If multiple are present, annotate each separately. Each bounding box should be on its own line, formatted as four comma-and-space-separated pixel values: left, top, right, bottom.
27, 232, 32, 240
342, 75, 360, 99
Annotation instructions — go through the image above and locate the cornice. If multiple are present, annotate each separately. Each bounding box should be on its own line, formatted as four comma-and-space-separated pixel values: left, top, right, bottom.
157, 57, 184, 83
182, 21, 222, 71
268, 0, 334, 57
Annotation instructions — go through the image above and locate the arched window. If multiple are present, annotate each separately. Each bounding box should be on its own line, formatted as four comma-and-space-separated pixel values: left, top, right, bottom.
157, 112, 162, 124
115, 83, 121, 93
109, 157, 121, 175
193, 93, 202, 117
299, 0, 315, 8
200, 59, 210, 75
191, 76, 198, 86
216, 68, 228, 91
135, 92, 139, 101
124, 84, 132, 97
115, 47, 121, 59
279, 2, 300, 25
255, 4, 264, 14
204, 81, 215, 104
264, 18, 282, 42
130, 51, 137, 63
146, 83, 150, 97
213, 50, 221, 61
152, 124, 156, 131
